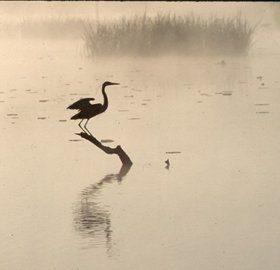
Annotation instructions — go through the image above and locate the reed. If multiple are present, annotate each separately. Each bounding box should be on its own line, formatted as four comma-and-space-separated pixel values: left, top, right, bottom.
83, 14, 257, 56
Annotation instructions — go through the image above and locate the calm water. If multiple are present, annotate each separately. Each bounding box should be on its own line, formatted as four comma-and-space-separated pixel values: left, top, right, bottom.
1, 34, 280, 270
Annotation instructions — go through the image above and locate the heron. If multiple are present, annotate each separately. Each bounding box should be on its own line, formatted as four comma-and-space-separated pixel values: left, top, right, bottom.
67, 81, 120, 135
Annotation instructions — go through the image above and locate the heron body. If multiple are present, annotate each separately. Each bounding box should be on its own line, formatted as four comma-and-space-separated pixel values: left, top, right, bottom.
67, 81, 119, 134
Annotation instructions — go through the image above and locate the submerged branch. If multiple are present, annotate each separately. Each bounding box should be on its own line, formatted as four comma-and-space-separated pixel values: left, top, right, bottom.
76, 132, 133, 166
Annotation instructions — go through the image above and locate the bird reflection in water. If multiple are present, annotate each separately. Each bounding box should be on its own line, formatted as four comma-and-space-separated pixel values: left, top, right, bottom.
73, 164, 131, 255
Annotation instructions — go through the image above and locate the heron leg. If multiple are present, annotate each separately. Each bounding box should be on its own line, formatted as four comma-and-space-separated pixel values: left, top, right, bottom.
78, 119, 87, 133
84, 119, 92, 136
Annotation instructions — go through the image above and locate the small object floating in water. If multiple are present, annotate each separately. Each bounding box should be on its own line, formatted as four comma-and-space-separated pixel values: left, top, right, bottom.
166, 151, 181, 154
165, 159, 170, 170
37, 117, 47, 120
101, 139, 114, 143
59, 119, 67, 122
39, 99, 49, 103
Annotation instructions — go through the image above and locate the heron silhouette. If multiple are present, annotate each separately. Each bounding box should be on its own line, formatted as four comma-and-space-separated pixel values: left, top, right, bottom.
67, 81, 120, 135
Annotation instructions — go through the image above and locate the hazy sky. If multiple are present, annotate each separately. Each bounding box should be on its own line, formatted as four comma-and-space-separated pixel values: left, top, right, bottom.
0, 1, 273, 23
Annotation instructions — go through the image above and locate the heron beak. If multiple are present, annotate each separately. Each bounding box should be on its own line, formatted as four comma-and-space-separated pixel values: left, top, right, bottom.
111, 82, 120, 85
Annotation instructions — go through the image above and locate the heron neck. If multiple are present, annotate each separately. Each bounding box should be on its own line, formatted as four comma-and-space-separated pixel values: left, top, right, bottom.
102, 85, 108, 109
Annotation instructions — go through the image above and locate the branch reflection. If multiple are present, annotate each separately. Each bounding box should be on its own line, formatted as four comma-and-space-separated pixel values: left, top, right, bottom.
73, 164, 131, 255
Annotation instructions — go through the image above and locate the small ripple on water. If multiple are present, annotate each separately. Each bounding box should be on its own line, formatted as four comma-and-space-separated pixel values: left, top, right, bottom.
39, 99, 49, 103
59, 119, 67, 122
166, 151, 182, 154
118, 110, 129, 112
128, 117, 141, 120
254, 104, 270, 106
37, 117, 47, 120
141, 103, 147, 106
69, 139, 82, 142
7, 113, 18, 116
256, 111, 270, 114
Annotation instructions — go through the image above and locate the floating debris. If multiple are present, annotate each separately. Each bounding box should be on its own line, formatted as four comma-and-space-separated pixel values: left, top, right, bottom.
101, 139, 114, 143
166, 151, 182, 154
165, 159, 170, 170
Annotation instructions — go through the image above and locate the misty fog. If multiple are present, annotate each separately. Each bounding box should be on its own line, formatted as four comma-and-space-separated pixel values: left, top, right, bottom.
1, 2, 280, 270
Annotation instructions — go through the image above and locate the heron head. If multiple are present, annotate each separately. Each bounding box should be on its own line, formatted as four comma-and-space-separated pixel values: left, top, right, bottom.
103, 81, 120, 87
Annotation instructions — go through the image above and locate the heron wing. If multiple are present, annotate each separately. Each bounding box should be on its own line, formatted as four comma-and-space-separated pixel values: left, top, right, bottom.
67, 98, 95, 110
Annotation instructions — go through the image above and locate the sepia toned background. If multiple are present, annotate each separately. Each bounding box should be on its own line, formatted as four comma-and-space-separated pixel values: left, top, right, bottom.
1, 2, 280, 270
